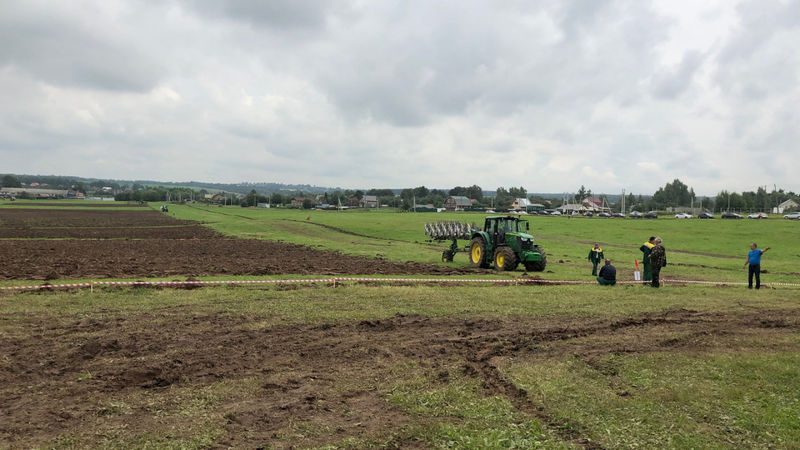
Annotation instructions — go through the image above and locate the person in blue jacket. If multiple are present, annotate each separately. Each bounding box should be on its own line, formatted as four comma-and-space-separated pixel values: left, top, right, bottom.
597, 259, 616, 286
743, 243, 771, 289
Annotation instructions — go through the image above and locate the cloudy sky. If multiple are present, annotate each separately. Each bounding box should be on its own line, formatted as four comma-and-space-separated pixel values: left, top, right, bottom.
1, 1, 798, 195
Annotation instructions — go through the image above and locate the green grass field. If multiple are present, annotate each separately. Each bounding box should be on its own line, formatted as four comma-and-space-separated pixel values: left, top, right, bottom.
169, 204, 800, 285
2, 201, 800, 448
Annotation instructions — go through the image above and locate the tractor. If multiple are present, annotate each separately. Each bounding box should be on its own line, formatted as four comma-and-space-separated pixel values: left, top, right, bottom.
424, 215, 546, 271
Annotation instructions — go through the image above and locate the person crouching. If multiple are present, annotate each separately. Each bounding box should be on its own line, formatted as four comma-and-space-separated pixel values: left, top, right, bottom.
597, 259, 616, 286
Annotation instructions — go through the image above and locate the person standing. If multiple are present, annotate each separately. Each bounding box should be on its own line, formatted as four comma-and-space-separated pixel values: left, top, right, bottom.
743, 243, 771, 289
639, 236, 656, 283
587, 242, 604, 276
649, 237, 667, 288
597, 259, 617, 285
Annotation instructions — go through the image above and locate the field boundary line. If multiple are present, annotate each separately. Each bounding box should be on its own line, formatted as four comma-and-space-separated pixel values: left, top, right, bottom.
2, 277, 799, 292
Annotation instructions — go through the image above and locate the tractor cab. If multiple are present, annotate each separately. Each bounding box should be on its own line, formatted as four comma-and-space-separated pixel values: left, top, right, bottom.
484, 216, 530, 248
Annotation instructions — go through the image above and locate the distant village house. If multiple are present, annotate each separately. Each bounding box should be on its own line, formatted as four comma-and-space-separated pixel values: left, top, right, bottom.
774, 199, 799, 214
444, 196, 472, 211
511, 198, 529, 211
360, 195, 378, 208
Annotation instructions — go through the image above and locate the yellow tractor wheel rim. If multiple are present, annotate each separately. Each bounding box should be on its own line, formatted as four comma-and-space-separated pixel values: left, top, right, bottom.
496, 252, 504, 266
471, 245, 481, 263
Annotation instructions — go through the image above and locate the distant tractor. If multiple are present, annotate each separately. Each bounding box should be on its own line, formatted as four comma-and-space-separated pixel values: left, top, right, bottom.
424, 216, 546, 272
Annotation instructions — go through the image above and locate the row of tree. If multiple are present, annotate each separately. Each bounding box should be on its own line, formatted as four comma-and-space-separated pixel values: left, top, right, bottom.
4, 173, 798, 213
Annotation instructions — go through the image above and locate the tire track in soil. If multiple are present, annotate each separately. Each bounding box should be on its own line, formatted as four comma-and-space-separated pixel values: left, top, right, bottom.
282, 219, 396, 241
185, 204, 256, 221
428, 307, 800, 448
270, 221, 392, 248
4, 307, 800, 448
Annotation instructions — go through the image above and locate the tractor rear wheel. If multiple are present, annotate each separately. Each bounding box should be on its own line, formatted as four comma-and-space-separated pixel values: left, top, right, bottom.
469, 237, 487, 267
493, 246, 518, 271
524, 247, 547, 272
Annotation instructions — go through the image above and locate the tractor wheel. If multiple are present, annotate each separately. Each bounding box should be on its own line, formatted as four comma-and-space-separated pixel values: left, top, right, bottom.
469, 237, 487, 268
524, 247, 547, 272
493, 246, 518, 271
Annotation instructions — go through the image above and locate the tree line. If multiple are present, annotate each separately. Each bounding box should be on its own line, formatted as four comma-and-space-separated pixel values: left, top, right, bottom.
3, 173, 797, 212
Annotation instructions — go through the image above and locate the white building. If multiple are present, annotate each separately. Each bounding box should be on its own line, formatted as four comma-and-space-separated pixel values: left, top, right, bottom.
774, 199, 799, 214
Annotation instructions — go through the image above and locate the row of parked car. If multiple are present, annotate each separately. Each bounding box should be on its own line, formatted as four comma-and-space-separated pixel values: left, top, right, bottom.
671, 211, 800, 219
562, 211, 800, 219
504, 209, 800, 219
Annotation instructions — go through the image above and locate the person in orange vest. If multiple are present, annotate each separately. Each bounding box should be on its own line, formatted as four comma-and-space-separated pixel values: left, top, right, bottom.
587, 242, 604, 276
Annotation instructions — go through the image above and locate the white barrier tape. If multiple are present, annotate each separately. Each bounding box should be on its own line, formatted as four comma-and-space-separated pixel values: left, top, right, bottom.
1, 277, 798, 292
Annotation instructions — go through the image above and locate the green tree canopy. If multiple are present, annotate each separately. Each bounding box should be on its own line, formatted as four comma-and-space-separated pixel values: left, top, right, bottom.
2, 175, 21, 187
651, 179, 695, 208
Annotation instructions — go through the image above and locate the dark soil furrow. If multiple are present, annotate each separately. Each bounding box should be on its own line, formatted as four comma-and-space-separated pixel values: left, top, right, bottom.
4, 308, 800, 447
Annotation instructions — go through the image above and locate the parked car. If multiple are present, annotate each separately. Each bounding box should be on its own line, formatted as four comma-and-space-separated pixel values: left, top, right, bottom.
612, 212, 625, 218
629, 211, 643, 218
747, 212, 768, 219
597, 212, 612, 217
584, 211, 593, 217
645, 211, 659, 219
550, 210, 562, 216
698, 212, 714, 219
674, 213, 693, 219
784, 212, 800, 220
721, 212, 743, 219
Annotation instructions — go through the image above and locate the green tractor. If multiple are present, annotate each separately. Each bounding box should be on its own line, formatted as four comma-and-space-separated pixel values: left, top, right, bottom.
424, 215, 546, 272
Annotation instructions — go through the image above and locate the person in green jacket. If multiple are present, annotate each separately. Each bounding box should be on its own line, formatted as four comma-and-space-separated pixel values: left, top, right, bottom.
649, 237, 667, 288
588, 242, 604, 276
639, 236, 655, 283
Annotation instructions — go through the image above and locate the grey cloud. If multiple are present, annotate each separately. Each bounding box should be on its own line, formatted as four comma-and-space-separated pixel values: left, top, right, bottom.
0, 2, 163, 92
718, 0, 800, 63
313, 1, 666, 127
715, 0, 800, 99
1, 0, 797, 194
183, 0, 339, 30
651, 51, 704, 99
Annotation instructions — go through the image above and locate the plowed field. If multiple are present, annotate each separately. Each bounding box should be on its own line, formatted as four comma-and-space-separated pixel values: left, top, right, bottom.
0, 208, 192, 228
0, 207, 467, 280
2, 306, 798, 448
6, 202, 145, 208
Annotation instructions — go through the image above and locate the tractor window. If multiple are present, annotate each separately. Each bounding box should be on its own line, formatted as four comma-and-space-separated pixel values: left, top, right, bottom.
485, 219, 495, 235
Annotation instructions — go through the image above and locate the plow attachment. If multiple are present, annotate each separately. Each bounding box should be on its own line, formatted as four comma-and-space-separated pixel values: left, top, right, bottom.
424, 221, 477, 262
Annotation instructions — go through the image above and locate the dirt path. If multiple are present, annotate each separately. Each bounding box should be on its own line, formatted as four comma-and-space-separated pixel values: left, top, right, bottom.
2, 306, 798, 448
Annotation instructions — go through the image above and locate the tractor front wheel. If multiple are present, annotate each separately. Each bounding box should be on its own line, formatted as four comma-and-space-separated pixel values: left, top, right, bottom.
493, 246, 518, 271
469, 237, 487, 268
524, 247, 547, 272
